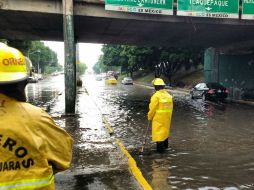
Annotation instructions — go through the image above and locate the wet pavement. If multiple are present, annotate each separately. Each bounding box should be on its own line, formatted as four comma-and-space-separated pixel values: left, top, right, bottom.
25, 75, 141, 190
26, 74, 254, 190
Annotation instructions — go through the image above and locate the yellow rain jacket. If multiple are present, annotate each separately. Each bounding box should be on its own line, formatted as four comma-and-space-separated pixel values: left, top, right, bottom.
0, 93, 73, 190
148, 89, 173, 142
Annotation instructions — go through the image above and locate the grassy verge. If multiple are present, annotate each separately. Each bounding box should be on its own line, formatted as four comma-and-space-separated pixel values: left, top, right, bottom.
132, 69, 204, 90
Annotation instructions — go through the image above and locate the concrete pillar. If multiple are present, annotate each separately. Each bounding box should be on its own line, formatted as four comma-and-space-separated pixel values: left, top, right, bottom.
204, 48, 219, 83
76, 43, 83, 87
63, 0, 76, 113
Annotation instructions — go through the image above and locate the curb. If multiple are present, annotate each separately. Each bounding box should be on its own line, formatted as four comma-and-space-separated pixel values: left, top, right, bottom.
101, 115, 153, 190
86, 87, 153, 190
116, 139, 153, 190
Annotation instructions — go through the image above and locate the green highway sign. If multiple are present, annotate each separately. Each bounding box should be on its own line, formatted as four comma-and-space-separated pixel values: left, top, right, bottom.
105, 0, 173, 15
177, 0, 239, 19
242, 0, 254, 20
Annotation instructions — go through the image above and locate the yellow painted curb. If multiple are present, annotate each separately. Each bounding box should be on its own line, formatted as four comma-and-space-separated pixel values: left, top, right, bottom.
102, 115, 114, 135
116, 139, 153, 190
99, 101, 152, 190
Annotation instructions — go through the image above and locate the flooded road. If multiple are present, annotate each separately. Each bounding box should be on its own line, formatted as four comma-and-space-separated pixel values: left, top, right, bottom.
26, 75, 254, 190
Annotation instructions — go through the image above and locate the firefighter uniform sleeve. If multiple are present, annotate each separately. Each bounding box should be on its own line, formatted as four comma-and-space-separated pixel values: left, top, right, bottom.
39, 110, 73, 173
148, 94, 159, 121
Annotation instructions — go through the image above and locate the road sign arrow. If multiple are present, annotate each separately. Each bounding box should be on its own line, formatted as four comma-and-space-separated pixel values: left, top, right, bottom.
205, 7, 212, 11
137, 2, 144, 7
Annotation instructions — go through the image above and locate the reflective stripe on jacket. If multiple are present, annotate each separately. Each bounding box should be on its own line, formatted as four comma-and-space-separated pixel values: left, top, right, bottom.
0, 174, 54, 190
0, 93, 73, 190
147, 89, 173, 142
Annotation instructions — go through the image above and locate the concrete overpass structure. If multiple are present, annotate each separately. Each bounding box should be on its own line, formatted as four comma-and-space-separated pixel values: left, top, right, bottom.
0, 0, 254, 112
1, 0, 254, 50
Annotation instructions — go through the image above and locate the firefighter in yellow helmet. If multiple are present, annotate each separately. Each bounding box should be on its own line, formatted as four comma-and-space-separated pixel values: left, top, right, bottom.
148, 78, 173, 153
0, 43, 73, 189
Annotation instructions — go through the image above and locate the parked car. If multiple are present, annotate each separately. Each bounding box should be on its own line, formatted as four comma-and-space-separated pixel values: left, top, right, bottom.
190, 82, 228, 101
121, 77, 133, 85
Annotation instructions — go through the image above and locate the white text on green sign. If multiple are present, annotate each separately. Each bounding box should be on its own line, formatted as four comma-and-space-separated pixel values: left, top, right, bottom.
242, 0, 254, 20
105, 0, 173, 15
177, 0, 239, 19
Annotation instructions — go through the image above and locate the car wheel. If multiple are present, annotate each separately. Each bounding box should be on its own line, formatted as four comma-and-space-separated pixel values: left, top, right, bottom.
190, 92, 194, 99
202, 93, 206, 101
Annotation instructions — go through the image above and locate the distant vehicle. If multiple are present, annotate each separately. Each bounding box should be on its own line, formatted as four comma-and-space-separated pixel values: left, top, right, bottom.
95, 75, 103, 81
28, 76, 38, 83
37, 74, 43, 80
105, 77, 117, 85
121, 77, 133, 85
106, 71, 118, 80
52, 72, 59, 76
190, 82, 228, 101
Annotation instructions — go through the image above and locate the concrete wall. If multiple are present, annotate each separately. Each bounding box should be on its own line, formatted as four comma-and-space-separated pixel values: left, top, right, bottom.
219, 54, 254, 100
204, 48, 219, 83
204, 48, 254, 100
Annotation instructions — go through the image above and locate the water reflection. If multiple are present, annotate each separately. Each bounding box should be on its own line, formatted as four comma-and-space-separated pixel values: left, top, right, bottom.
25, 75, 64, 108
83, 74, 254, 190
151, 159, 172, 190
27, 74, 254, 190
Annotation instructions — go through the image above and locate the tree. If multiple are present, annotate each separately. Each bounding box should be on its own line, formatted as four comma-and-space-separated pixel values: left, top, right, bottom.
3, 40, 61, 74
101, 44, 155, 76
79, 63, 87, 75
7, 40, 32, 55
28, 41, 59, 74
156, 48, 204, 83
93, 55, 107, 74
98, 44, 204, 82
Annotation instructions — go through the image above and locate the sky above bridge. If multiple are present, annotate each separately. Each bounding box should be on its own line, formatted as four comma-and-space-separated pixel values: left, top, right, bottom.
43, 41, 103, 69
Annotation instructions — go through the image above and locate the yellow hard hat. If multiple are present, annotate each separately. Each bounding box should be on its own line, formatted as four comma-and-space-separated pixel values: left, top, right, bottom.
153, 78, 165, 86
0, 43, 28, 84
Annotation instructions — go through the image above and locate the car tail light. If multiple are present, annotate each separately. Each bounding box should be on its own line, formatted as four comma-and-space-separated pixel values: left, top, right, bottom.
225, 89, 229, 93
208, 89, 215, 94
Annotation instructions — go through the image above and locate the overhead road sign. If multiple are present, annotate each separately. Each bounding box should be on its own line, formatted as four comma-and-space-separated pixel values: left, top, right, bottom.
105, 0, 173, 15
177, 0, 239, 19
242, 0, 254, 20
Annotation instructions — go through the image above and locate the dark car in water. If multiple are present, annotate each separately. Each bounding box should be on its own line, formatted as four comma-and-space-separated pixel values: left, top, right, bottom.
190, 82, 229, 101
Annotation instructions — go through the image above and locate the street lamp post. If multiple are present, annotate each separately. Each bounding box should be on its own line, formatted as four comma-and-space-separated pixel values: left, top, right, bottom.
28, 50, 41, 73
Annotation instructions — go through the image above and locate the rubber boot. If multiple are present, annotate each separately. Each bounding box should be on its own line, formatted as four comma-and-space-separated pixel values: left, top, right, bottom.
156, 141, 165, 153
164, 138, 169, 149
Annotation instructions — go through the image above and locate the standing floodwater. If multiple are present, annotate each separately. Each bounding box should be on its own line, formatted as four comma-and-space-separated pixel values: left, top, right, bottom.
84, 75, 254, 190
26, 74, 254, 189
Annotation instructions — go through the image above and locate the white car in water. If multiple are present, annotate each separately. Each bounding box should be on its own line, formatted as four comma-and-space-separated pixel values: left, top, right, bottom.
28, 76, 38, 83
121, 77, 133, 85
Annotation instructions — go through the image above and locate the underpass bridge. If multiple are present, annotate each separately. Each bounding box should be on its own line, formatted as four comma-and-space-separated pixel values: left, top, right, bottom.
0, 0, 254, 112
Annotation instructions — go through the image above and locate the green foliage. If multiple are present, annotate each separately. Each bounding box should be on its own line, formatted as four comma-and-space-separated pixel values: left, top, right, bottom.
79, 63, 87, 75
4, 40, 60, 74
99, 44, 204, 82
100, 44, 155, 76
93, 55, 107, 74
44, 64, 63, 74
93, 62, 101, 74
27, 41, 59, 74
7, 40, 32, 55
